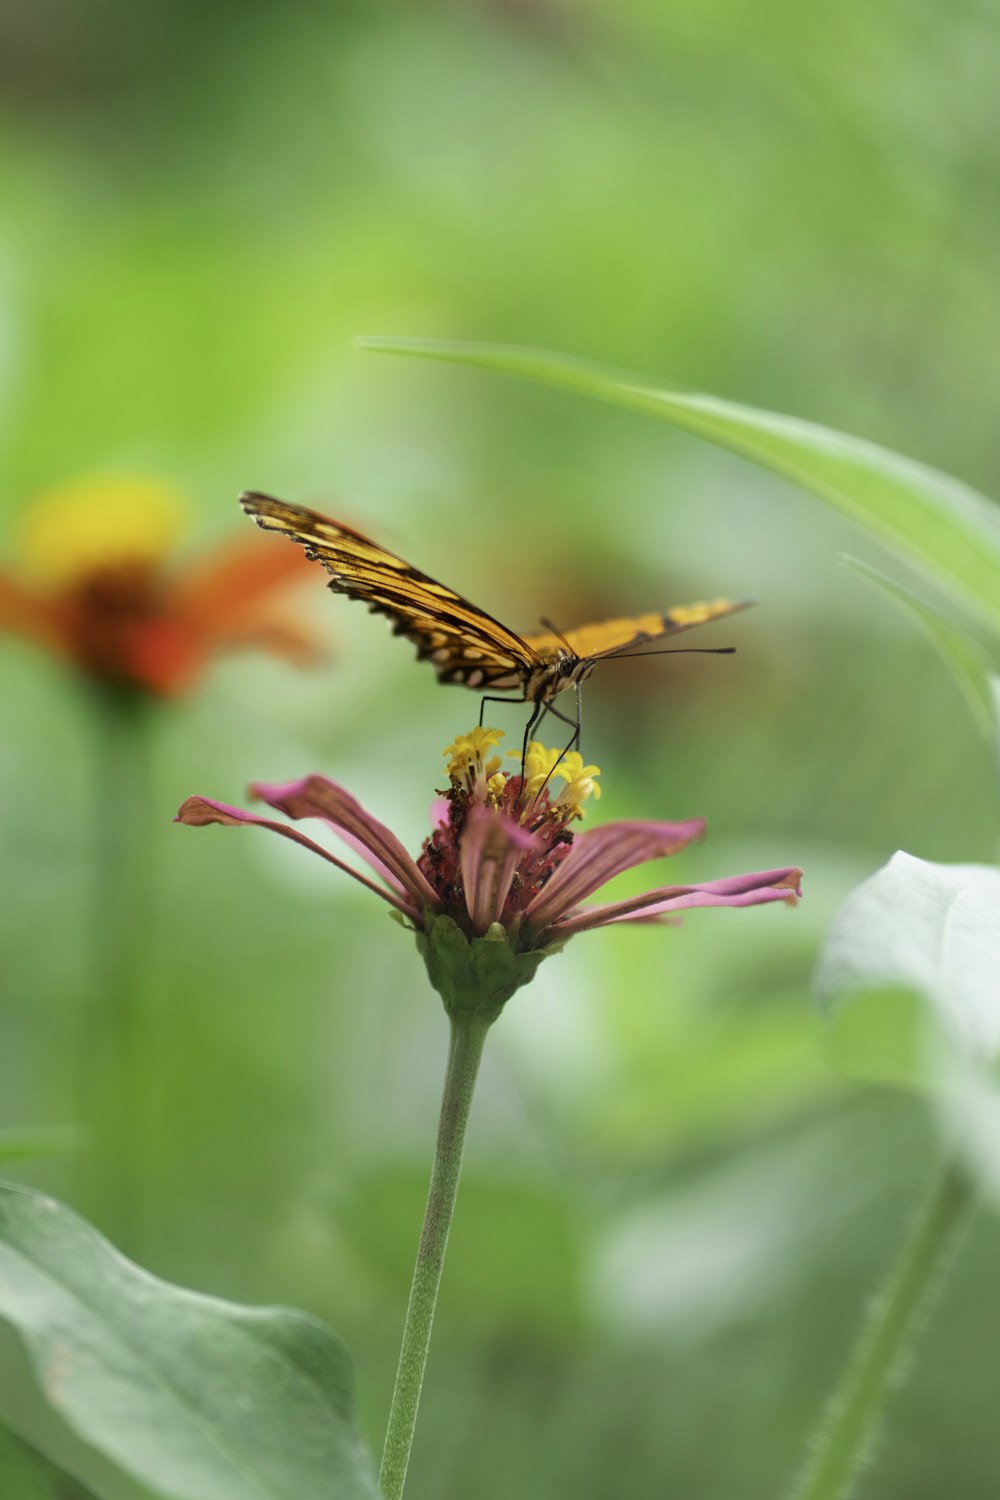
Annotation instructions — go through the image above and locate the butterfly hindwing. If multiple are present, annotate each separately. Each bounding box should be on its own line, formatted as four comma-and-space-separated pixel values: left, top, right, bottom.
521, 599, 751, 663
240, 492, 540, 689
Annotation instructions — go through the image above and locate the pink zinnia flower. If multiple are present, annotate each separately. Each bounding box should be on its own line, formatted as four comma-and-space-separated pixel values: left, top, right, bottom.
177, 727, 801, 1016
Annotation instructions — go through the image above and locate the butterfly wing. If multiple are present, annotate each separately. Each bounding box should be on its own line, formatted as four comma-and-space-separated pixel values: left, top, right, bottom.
240, 492, 540, 691
521, 599, 753, 662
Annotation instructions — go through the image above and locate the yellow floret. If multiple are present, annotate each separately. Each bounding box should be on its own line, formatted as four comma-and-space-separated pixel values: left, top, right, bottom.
444, 726, 506, 782
551, 751, 602, 816
485, 771, 507, 808
19, 474, 189, 584
513, 740, 563, 797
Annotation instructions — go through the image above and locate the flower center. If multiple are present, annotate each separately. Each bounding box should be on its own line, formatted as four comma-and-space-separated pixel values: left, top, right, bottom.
418, 726, 601, 929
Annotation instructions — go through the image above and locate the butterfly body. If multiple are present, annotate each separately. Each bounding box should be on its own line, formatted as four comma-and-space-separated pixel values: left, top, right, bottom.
239, 492, 748, 731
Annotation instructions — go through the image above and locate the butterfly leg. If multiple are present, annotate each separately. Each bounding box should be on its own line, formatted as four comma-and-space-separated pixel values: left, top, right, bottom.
535, 687, 583, 750
479, 694, 514, 729
536, 700, 576, 736
535, 684, 585, 797
518, 700, 544, 783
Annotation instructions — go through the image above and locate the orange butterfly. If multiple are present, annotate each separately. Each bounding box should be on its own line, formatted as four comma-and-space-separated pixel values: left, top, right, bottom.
240, 491, 750, 748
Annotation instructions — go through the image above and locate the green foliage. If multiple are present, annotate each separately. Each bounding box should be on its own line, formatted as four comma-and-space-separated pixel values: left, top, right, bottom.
359, 337, 1000, 641
816, 851, 1000, 1085
342, 1166, 586, 1340
5, 4, 1000, 1495
842, 557, 998, 743
816, 851, 1000, 1203
0, 1419, 99, 1500
819, 985, 928, 1093
0, 1128, 82, 1164
0, 1183, 379, 1500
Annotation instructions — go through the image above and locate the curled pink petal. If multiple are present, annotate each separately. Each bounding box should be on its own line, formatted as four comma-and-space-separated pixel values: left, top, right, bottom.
525, 818, 706, 929
249, 794, 408, 897
175, 796, 421, 918
251, 775, 440, 913
549, 867, 803, 939
317, 823, 409, 895
460, 807, 541, 935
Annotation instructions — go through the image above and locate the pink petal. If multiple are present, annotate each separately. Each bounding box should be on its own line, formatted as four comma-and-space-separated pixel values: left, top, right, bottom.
251, 775, 440, 913
549, 867, 803, 939
460, 807, 541, 935
525, 818, 706, 929
267, 808, 408, 897
175, 796, 421, 917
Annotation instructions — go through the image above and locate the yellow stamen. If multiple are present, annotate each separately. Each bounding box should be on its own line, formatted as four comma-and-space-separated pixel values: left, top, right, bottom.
507, 741, 602, 816
18, 474, 189, 585
512, 740, 562, 798
444, 726, 505, 783
551, 751, 602, 817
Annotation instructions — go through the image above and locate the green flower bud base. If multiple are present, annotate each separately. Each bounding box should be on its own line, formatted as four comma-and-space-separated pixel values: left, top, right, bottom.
415, 912, 555, 1020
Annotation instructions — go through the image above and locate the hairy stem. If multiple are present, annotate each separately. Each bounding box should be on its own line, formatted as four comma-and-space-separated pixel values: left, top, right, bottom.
379, 1011, 491, 1500
86, 687, 154, 1248
789, 1161, 975, 1500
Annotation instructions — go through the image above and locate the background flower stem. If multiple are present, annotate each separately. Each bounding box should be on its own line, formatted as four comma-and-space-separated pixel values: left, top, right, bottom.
379, 1009, 492, 1500
85, 685, 155, 1251
788, 1161, 975, 1500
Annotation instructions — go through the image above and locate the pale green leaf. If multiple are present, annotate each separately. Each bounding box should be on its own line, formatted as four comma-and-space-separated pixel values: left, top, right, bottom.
818, 853, 1000, 1203
0, 1183, 379, 1500
815, 851, 1000, 1088
841, 555, 996, 739
358, 337, 1000, 639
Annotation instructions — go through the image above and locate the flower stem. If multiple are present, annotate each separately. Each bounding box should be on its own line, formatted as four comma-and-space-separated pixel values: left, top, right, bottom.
788, 1161, 975, 1500
86, 686, 154, 1248
379, 1010, 492, 1500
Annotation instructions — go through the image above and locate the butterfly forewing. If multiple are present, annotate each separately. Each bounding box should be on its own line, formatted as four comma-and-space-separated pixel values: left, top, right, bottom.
240, 492, 540, 688
240, 492, 751, 706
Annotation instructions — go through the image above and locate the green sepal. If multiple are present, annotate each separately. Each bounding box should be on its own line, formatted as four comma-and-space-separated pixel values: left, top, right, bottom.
415, 913, 554, 1020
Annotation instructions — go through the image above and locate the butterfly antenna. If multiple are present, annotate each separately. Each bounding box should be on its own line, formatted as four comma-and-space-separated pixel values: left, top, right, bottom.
539, 616, 575, 655
602, 646, 738, 660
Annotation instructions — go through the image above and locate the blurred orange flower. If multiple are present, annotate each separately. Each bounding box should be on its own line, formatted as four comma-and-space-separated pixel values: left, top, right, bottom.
0, 475, 326, 697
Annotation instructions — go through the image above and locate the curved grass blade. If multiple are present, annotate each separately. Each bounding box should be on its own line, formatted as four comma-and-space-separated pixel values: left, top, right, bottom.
842, 555, 997, 740
358, 337, 1000, 639
0, 1126, 84, 1164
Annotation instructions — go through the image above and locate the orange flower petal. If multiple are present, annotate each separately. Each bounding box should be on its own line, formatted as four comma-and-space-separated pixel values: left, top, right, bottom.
0, 570, 64, 650
168, 533, 321, 635
165, 531, 326, 669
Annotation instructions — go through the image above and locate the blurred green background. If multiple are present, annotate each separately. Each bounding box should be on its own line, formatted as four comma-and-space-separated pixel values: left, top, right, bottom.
2, 1, 998, 1495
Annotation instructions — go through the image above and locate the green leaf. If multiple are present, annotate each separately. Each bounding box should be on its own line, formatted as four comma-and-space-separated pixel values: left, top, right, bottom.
0, 1127, 83, 1164
842, 555, 997, 739
358, 337, 1000, 640
815, 851, 1000, 1089
0, 1419, 100, 1499
0, 1183, 379, 1500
